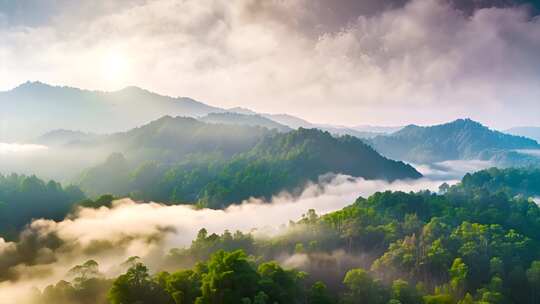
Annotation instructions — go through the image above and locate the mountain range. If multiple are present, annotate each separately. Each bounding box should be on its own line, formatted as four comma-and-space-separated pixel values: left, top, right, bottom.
4, 82, 540, 171
72, 116, 420, 205
0, 82, 223, 141
368, 119, 540, 165
0, 81, 393, 141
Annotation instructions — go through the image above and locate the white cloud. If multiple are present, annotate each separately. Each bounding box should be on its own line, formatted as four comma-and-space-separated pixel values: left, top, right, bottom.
0, 143, 48, 154
1, 0, 539, 127
0, 174, 451, 302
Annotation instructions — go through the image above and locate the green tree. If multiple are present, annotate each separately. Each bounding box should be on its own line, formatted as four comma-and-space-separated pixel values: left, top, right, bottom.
108, 263, 170, 304
449, 258, 468, 299
342, 268, 389, 304
198, 250, 260, 304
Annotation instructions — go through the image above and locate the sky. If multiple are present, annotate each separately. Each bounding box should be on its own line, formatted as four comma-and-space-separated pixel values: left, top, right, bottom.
1, 0, 540, 128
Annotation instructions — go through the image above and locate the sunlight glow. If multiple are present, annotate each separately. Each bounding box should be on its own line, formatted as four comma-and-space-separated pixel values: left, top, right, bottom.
101, 50, 130, 83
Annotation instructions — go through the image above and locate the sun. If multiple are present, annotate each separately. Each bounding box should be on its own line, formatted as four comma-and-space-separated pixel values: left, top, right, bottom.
101, 50, 130, 84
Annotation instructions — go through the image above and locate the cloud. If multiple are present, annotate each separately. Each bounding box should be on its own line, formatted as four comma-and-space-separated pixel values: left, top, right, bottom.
0, 143, 47, 154
516, 149, 540, 157
0, 174, 451, 302
415, 160, 494, 180
1, 0, 540, 128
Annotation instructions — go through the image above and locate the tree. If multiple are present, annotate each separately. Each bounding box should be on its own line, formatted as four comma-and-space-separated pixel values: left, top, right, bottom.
258, 261, 305, 304
527, 261, 540, 303
342, 268, 389, 304
198, 250, 260, 304
449, 258, 468, 299
108, 263, 170, 304
308, 281, 334, 304
391, 279, 423, 304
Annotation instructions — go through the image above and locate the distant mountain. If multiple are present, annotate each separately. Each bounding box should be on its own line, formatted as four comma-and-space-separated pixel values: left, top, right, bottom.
259, 114, 381, 138
227, 108, 382, 138
247, 128, 422, 182
353, 125, 403, 134
199, 113, 292, 132
262, 113, 314, 129
35, 129, 101, 146
227, 107, 258, 115
368, 119, 540, 165
93, 116, 273, 163
318, 126, 382, 139
506, 127, 540, 142
77, 117, 421, 204
1, 81, 395, 143
0, 81, 226, 141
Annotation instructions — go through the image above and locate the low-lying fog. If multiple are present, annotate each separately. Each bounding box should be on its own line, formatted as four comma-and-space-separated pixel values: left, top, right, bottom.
0, 173, 455, 302
0, 143, 108, 182
0, 146, 497, 302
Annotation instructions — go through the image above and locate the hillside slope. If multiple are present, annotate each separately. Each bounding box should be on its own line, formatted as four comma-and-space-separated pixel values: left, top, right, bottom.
77, 119, 421, 206
506, 126, 540, 142
368, 119, 540, 165
0, 82, 225, 141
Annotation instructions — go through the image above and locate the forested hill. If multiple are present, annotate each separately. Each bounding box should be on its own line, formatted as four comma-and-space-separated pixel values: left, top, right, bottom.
99, 116, 272, 162
0, 174, 85, 239
247, 128, 421, 181
34, 167, 540, 304
368, 118, 540, 164
77, 122, 421, 207
459, 167, 540, 198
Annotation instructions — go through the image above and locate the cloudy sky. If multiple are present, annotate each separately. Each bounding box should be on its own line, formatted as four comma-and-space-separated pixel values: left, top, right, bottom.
1, 0, 540, 128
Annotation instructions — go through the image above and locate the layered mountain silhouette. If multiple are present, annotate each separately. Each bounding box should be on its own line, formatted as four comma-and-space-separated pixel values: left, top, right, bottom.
74, 116, 420, 203
0, 82, 224, 141
199, 112, 292, 132
368, 119, 540, 165
1, 81, 389, 141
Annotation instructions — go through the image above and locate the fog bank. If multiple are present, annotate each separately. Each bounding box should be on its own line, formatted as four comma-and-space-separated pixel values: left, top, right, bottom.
0, 174, 452, 302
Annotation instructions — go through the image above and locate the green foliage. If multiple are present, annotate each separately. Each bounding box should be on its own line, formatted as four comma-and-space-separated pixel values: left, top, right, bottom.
38, 260, 111, 304
342, 268, 389, 304
308, 281, 334, 304
459, 167, 540, 198
25, 167, 540, 304
108, 263, 171, 304
0, 173, 85, 239
368, 118, 540, 165
77, 194, 116, 209
77, 127, 421, 208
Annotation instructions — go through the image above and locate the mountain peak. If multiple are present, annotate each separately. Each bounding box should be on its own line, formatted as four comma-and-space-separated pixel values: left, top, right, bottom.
370, 118, 540, 164
450, 118, 481, 126
13, 80, 52, 91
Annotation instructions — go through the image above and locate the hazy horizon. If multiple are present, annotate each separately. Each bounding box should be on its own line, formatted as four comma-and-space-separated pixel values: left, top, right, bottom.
2, 0, 540, 129
1, 80, 538, 131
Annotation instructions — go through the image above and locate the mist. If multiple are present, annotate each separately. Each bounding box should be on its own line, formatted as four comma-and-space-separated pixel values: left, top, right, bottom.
0, 173, 453, 303
414, 159, 494, 180
0, 143, 110, 182
0, 143, 48, 154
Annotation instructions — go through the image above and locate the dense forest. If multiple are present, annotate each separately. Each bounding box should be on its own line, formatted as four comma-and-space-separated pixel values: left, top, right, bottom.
78, 125, 420, 208
0, 173, 85, 239
32, 167, 540, 303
